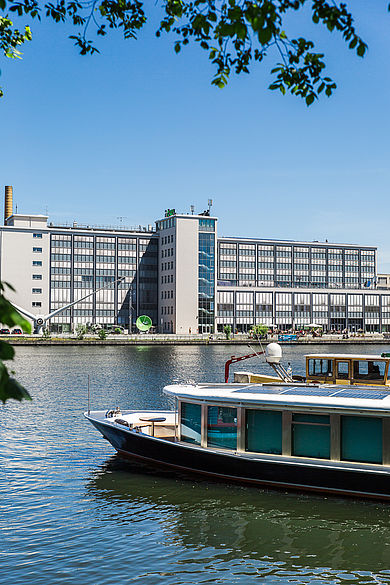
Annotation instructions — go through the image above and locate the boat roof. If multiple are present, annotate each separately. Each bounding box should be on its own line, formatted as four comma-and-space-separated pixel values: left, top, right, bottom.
164, 382, 390, 412
304, 354, 389, 360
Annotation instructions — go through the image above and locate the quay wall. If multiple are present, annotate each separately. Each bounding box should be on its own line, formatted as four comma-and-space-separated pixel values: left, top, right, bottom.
4, 335, 390, 346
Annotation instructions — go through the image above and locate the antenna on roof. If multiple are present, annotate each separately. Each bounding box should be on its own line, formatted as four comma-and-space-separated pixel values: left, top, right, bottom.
208, 198, 213, 213
190, 205, 194, 215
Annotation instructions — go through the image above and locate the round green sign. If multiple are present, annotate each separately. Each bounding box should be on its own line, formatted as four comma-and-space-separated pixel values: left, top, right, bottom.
136, 315, 152, 332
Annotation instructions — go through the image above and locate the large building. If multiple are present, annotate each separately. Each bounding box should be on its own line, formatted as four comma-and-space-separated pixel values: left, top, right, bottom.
0, 188, 158, 332
1, 186, 389, 333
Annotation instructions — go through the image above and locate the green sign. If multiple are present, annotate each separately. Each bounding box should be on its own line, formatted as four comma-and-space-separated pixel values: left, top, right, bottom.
136, 315, 152, 332
165, 209, 175, 217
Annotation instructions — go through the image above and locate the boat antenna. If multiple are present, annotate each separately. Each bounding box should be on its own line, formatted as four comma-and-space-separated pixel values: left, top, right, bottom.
247, 343, 266, 362
87, 374, 90, 415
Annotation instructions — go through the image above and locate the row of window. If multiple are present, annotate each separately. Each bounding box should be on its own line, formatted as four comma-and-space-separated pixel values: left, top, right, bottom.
181, 403, 384, 464
161, 235, 174, 245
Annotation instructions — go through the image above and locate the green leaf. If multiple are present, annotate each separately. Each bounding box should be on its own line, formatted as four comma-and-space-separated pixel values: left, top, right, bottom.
357, 42, 366, 57
258, 26, 273, 45
0, 376, 32, 403
305, 93, 315, 106
0, 341, 15, 360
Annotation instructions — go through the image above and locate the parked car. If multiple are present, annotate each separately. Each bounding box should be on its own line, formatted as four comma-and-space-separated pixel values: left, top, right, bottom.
0, 328, 10, 334
12, 328, 23, 334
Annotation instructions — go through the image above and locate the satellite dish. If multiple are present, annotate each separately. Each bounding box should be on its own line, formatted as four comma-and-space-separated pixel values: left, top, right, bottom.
136, 315, 152, 332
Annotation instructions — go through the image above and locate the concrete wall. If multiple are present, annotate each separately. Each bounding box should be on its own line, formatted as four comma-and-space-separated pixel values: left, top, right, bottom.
175, 217, 199, 334
0, 222, 50, 325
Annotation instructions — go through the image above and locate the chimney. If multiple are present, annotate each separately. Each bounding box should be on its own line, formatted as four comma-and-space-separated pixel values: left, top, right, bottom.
4, 186, 13, 225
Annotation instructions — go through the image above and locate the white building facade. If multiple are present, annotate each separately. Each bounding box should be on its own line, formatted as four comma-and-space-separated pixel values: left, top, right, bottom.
1, 187, 389, 334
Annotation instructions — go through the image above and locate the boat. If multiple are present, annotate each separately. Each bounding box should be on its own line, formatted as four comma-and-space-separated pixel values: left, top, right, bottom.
230, 344, 390, 387
85, 356, 390, 500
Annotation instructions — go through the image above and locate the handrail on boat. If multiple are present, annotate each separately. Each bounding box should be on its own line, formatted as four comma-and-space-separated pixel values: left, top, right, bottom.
224, 351, 265, 383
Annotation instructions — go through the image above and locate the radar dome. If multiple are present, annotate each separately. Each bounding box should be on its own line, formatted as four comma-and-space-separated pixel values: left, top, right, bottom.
265, 343, 282, 364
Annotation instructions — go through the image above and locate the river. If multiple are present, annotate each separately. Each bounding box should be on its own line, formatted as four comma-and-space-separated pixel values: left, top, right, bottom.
2, 344, 390, 584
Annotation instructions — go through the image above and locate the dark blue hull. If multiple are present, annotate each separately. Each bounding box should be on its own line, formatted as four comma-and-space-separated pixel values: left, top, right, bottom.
89, 417, 390, 501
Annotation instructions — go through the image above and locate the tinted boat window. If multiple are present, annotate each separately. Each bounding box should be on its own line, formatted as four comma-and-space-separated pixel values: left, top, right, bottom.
308, 359, 333, 377
207, 406, 237, 450
181, 402, 201, 445
245, 410, 282, 454
337, 361, 349, 380
353, 361, 385, 381
341, 416, 382, 464
292, 413, 330, 459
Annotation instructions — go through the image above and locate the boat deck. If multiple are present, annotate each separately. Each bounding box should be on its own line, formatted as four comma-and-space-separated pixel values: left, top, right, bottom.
91, 409, 177, 440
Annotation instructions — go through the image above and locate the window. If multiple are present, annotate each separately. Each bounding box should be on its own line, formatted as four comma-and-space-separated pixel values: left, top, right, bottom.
353, 361, 385, 382
32, 301, 42, 307
308, 359, 333, 377
32, 274, 42, 280
246, 410, 282, 454
33, 247, 42, 253
341, 416, 382, 463
33, 233, 42, 238
33, 261, 42, 266
32, 288, 42, 294
181, 402, 201, 445
292, 413, 330, 459
207, 406, 237, 449
336, 361, 349, 380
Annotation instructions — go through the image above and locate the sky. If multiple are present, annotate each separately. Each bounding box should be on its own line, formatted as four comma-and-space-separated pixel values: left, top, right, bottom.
1, 1, 390, 270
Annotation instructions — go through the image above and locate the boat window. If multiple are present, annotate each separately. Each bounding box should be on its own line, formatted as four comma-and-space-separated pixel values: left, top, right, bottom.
245, 410, 282, 454
341, 416, 382, 464
180, 402, 201, 445
336, 361, 349, 380
353, 360, 385, 381
207, 406, 237, 450
292, 413, 330, 459
308, 359, 333, 377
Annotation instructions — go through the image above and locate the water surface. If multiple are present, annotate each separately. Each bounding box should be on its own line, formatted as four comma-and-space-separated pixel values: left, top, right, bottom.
2, 344, 390, 584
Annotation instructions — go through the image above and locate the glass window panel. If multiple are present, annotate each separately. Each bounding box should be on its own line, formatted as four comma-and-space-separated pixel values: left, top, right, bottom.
353, 361, 385, 381
341, 416, 382, 463
308, 359, 333, 377
292, 414, 330, 459
337, 361, 349, 379
207, 406, 237, 450
246, 410, 282, 454
181, 402, 201, 445
293, 414, 330, 424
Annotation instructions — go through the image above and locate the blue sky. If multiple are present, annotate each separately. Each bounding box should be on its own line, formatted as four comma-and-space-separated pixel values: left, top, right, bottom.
1, 1, 389, 269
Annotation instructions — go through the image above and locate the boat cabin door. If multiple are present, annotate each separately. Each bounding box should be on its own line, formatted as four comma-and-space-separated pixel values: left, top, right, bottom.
335, 360, 350, 384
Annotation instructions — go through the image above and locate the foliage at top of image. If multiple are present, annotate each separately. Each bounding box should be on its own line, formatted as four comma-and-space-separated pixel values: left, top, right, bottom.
0, 282, 32, 403
0, 0, 380, 104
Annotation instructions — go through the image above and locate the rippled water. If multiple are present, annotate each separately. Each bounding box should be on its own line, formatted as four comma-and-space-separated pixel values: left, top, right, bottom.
2, 344, 390, 584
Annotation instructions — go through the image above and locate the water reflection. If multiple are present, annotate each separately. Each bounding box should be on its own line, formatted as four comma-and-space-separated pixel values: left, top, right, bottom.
3, 344, 390, 585
87, 456, 390, 574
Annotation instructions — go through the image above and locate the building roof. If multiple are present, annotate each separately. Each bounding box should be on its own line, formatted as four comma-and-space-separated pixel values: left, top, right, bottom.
218, 236, 376, 249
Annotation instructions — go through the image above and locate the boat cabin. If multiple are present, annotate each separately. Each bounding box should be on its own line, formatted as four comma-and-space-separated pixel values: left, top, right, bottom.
306, 353, 390, 386
164, 382, 390, 467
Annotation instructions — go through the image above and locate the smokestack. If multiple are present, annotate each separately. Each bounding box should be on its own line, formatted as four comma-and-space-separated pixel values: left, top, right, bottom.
4, 186, 13, 225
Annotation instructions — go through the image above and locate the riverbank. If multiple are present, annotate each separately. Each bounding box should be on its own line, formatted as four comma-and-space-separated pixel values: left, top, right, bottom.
5, 334, 390, 345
